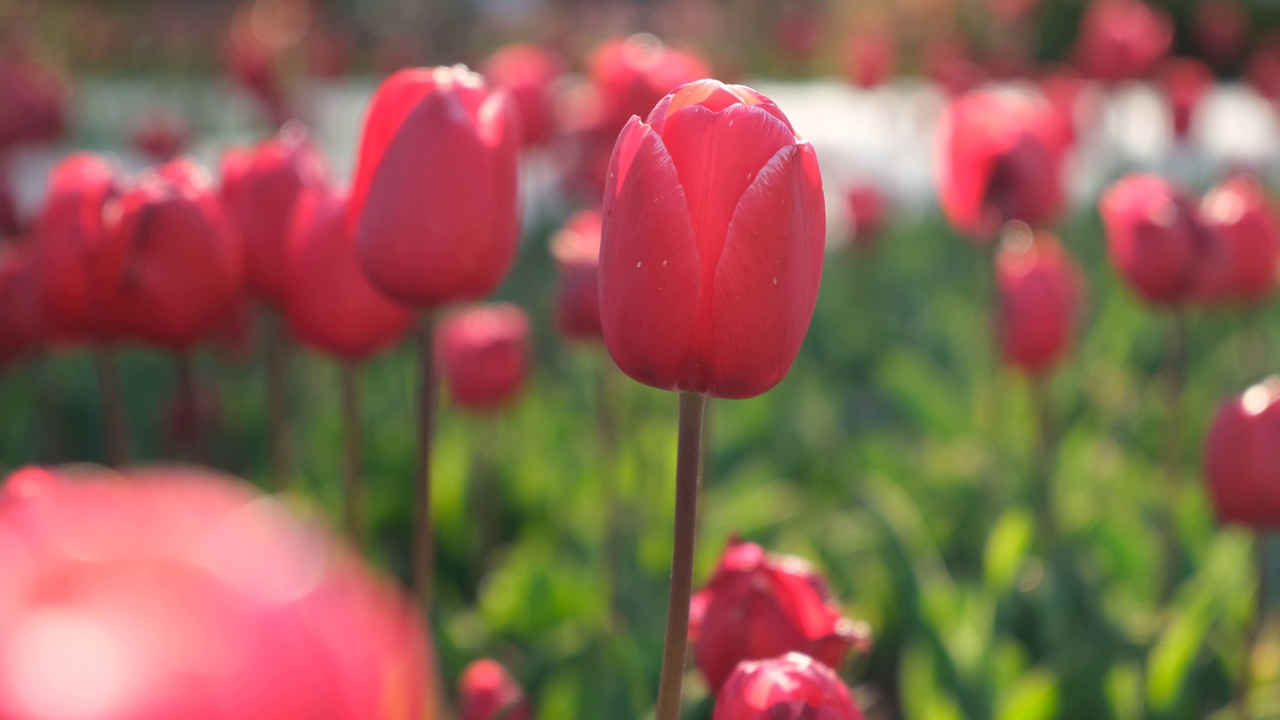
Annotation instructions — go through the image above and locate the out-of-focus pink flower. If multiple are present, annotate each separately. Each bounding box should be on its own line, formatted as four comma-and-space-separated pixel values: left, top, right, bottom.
550, 209, 603, 342
0, 239, 45, 369
1204, 378, 1280, 529
1196, 174, 1280, 305
0, 168, 18, 239
844, 183, 887, 250
483, 43, 565, 147
1157, 58, 1214, 141
0, 465, 437, 719
996, 229, 1085, 374
773, 5, 825, 69
587, 35, 712, 135
713, 653, 866, 720
842, 31, 896, 89
1072, 0, 1173, 82
437, 303, 531, 411
1037, 66, 1092, 151
222, 0, 310, 125
129, 106, 190, 162
459, 659, 531, 720
1192, 0, 1248, 69
923, 36, 987, 97
1246, 35, 1280, 105
0, 44, 69, 152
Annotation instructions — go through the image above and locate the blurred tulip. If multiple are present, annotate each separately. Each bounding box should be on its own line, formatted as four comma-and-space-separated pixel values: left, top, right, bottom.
0, 239, 44, 369
349, 66, 520, 309
1193, 0, 1248, 70
550, 209, 603, 342
1072, 0, 1172, 82
1197, 174, 1280, 305
587, 35, 712, 134
1157, 58, 1213, 141
220, 124, 327, 306
0, 465, 436, 719
459, 659, 531, 720
1246, 35, 1280, 106
0, 169, 17, 239
923, 36, 986, 97
1101, 174, 1218, 307
482, 44, 565, 147
32, 153, 119, 341
129, 106, 190, 162
842, 31, 896, 89
0, 46, 69, 152
844, 184, 887, 250
773, 5, 825, 69
98, 159, 242, 349
690, 538, 870, 693
996, 229, 1084, 374
1037, 66, 1091, 151
713, 653, 865, 720
1205, 378, 1280, 528
222, 0, 308, 125
437, 303, 531, 411
600, 79, 825, 399
286, 188, 413, 362
938, 91, 1065, 242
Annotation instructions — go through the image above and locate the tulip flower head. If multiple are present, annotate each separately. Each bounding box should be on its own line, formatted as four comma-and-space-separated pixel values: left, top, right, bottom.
459, 659, 531, 720
1196, 174, 1280, 305
712, 653, 866, 720
1072, 0, 1173, 82
842, 31, 896, 89
689, 538, 870, 693
550, 209, 604, 341
1193, 0, 1248, 68
1247, 34, 1280, 105
437, 303, 531, 411
0, 45, 69, 152
1157, 58, 1213, 141
844, 184, 887, 250
130, 106, 190, 162
599, 79, 826, 399
938, 91, 1065, 242
349, 66, 520, 309
1100, 174, 1218, 307
1205, 378, 1280, 528
482, 43, 565, 147
588, 35, 712, 134
996, 226, 1084, 375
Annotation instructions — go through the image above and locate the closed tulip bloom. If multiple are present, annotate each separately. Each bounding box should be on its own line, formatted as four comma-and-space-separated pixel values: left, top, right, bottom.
1247, 35, 1280, 105
588, 36, 712, 134
0, 46, 69, 152
550, 209, 603, 341
130, 106, 190, 162
844, 184, 886, 250
1072, 0, 1173, 82
1193, 0, 1248, 68
0, 466, 435, 720
1204, 378, 1280, 528
98, 159, 242, 350
713, 654, 865, 720
437, 303, 531, 411
938, 91, 1065, 241
286, 188, 413, 362
1157, 58, 1213, 141
459, 659, 531, 720
689, 538, 870, 693
349, 66, 520, 309
600, 79, 825, 399
1197, 175, 1280, 304
842, 31, 896, 89
32, 153, 119, 340
220, 125, 328, 306
482, 44, 564, 147
0, 240, 44, 369
1101, 174, 1217, 307
996, 229, 1084, 374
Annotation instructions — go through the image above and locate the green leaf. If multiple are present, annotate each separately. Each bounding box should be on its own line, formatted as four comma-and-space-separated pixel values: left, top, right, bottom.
984, 509, 1035, 592
994, 668, 1059, 720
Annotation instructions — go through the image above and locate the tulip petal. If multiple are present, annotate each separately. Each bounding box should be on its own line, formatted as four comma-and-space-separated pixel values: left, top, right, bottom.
708, 142, 825, 399
600, 118, 701, 392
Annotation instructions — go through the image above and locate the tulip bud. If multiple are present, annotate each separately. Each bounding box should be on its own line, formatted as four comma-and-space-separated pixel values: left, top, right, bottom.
1157, 58, 1213, 141
220, 125, 328, 306
0, 46, 69, 151
1100, 174, 1218, 307
923, 36, 986, 97
348, 66, 520, 309
0, 466, 436, 719
1197, 174, 1280, 305
0, 240, 44, 369
996, 227, 1084, 374
482, 44, 565, 147
842, 31, 896, 90
1072, 0, 1173, 82
1247, 35, 1280, 105
130, 105, 190, 162
550, 209, 603, 341
587, 35, 711, 135
286, 188, 414, 362
690, 538, 870, 693
437, 304, 531, 411
844, 184, 887, 251
938, 91, 1065, 241
32, 153, 119, 341
1204, 378, 1280, 528
1193, 0, 1248, 69
600, 79, 825, 399
459, 659, 531, 720
98, 159, 242, 350
712, 653, 866, 720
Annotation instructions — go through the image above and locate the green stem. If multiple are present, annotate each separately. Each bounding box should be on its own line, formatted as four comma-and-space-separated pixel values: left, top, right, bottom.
340, 362, 363, 544
94, 346, 129, 467
265, 313, 293, 489
174, 350, 206, 465
413, 313, 439, 612
1158, 310, 1190, 602
1237, 533, 1268, 719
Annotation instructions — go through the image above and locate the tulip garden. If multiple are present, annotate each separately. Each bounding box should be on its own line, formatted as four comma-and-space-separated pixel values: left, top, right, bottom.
5, 0, 1280, 718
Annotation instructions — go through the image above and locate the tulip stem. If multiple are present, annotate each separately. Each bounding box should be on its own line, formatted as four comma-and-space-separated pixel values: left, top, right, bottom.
414, 313, 440, 612
1029, 375, 1056, 549
94, 346, 130, 467
265, 312, 293, 489
174, 350, 207, 465
1237, 532, 1268, 719
1158, 309, 1190, 602
655, 392, 707, 720
340, 362, 363, 544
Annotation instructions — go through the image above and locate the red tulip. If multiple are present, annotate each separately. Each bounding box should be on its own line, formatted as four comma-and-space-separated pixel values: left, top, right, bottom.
32, 153, 119, 341
842, 31, 896, 89
844, 184, 887, 250
773, 6, 825, 68
458, 659, 531, 720
1157, 58, 1213, 141
1204, 378, 1280, 528
689, 538, 870, 693
712, 653, 865, 720
436, 303, 531, 411
1246, 35, 1280, 105
286, 188, 413, 362
1101, 174, 1218, 307
1196, 174, 1280, 305
1037, 66, 1091, 151
938, 91, 1065, 242
922, 36, 987, 97
0, 45, 69, 152
587, 35, 712, 134
0, 465, 436, 720
996, 230, 1084, 374
221, 0, 300, 125
98, 159, 242, 349
1192, 0, 1248, 69
482, 44, 565, 147
600, 79, 825, 399
220, 125, 328, 306
0, 239, 44, 369
349, 66, 520, 309
550, 209, 603, 342
1072, 0, 1172, 82
130, 106, 190, 162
